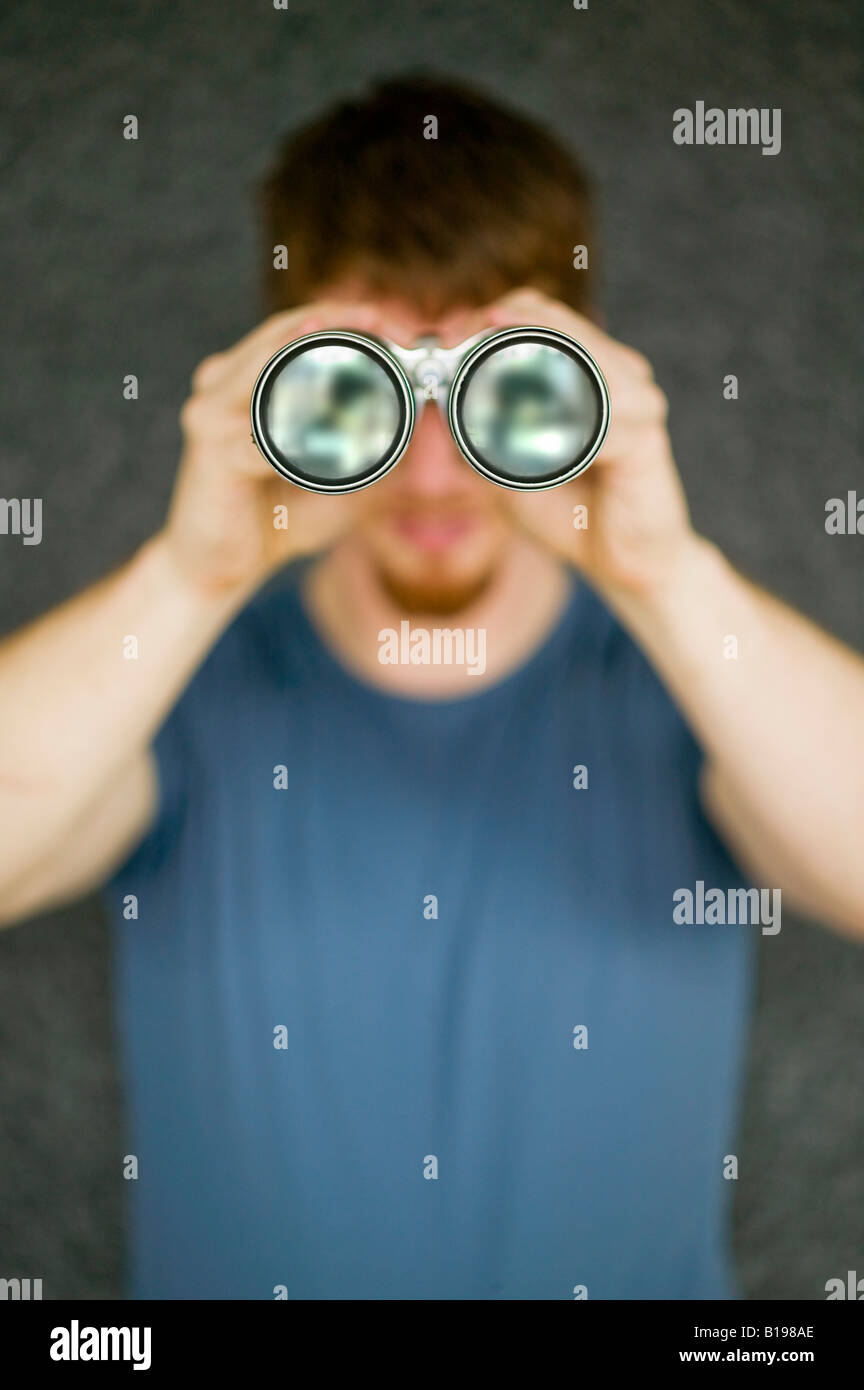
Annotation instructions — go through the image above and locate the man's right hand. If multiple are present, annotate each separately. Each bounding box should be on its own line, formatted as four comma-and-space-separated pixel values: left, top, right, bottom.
161, 300, 396, 598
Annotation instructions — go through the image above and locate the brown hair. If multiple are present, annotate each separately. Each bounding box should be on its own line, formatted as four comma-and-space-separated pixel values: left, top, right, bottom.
258, 75, 599, 321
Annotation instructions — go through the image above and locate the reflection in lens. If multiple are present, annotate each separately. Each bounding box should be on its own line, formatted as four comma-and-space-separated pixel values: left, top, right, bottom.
458, 342, 602, 481
263, 345, 403, 482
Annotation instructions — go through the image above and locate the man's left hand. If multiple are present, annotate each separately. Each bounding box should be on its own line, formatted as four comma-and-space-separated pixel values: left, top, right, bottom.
447, 288, 698, 601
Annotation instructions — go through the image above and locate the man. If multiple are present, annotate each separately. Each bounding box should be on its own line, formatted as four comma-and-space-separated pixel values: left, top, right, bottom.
0, 77, 862, 1301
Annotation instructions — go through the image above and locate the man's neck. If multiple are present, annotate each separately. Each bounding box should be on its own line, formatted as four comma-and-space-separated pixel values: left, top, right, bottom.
302, 535, 573, 699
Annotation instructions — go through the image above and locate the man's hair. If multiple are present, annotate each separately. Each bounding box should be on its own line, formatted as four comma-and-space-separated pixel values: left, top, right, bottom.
258, 75, 599, 321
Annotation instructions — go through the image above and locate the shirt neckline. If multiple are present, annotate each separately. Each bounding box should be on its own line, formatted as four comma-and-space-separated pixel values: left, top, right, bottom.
284, 559, 590, 713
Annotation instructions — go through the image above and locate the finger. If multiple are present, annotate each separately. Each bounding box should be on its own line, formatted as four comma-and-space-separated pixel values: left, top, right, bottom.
191, 305, 350, 391
434, 307, 491, 350
506, 476, 593, 523
426, 290, 639, 387
192, 302, 402, 405
434, 303, 502, 350
485, 297, 605, 356
504, 479, 593, 558
485, 291, 655, 383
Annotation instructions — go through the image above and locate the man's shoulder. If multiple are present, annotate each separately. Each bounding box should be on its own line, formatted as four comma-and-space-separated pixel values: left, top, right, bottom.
570, 580, 701, 753
185, 561, 314, 701
567, 579, 663, 687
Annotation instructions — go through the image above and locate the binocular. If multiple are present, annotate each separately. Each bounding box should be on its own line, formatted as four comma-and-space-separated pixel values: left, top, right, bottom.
250, 326, 610, 493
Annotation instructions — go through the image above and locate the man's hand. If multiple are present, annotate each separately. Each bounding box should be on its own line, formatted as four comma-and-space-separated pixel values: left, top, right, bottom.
452, 288, 696, 601
161, 301, 404, 599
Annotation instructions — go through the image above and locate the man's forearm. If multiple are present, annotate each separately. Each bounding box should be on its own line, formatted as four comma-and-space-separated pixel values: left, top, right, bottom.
0, 531, 254, 897
600, 533, 864, 936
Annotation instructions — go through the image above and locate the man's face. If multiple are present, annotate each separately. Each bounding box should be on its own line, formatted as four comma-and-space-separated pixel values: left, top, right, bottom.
327, 292, 518, 614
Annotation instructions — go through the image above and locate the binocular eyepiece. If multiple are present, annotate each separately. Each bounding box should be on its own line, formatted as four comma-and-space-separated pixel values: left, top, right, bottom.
250, 325, 610, 493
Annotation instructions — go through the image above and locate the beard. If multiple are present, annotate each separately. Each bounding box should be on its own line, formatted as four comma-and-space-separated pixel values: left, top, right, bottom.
374, 560, 499, 615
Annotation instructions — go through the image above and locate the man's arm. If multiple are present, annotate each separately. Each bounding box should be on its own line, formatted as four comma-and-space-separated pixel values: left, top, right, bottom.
0, 299, 394, 928
474, 288, 864, 939
0, 536, 251, 927
0, 752, 157, 924
608, 533, 864, 939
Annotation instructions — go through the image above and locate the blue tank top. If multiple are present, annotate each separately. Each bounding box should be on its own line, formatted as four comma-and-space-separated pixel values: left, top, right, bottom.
103, 562, 754, 1299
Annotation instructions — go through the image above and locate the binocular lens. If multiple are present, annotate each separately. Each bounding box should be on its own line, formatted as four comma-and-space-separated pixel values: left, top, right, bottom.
257, 342, 408, 487
455, 340, 604, 485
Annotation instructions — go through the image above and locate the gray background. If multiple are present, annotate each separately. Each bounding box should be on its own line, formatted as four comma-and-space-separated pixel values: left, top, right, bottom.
0, 0, 861, 1299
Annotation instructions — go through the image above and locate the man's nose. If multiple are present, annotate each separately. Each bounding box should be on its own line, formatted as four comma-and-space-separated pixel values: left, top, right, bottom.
398, 403, 471, 495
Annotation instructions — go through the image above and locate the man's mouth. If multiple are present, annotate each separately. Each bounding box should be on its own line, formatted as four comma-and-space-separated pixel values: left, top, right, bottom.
391, 512, 479, 552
